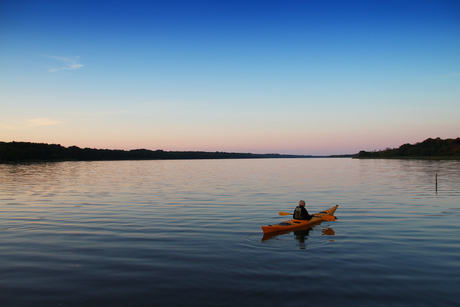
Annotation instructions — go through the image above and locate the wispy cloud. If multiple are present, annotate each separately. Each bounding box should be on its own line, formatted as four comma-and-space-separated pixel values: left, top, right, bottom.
47, 55, 84, 72
28, 118, 65, 126
1, 125, 19, 130
2, 118, 66, 130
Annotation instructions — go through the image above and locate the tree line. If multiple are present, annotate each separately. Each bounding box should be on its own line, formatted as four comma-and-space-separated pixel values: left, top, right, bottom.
0, 141, 315, 162
357, 137, 460, 158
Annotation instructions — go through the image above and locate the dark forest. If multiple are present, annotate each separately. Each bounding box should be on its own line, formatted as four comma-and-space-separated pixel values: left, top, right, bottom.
0, 142, 317, 162
357, 138, 460, 159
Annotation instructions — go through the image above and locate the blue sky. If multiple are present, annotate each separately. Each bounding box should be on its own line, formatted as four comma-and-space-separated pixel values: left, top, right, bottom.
1, 0, 459, 155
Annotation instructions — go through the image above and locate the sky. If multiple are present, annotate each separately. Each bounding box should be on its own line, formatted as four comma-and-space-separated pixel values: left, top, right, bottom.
1, 0, 459, 155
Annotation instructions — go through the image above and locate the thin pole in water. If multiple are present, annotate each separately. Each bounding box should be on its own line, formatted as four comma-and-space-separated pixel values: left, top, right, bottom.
435, 173, 438, 193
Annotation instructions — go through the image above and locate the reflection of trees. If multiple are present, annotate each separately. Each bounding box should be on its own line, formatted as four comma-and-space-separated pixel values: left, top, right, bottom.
358, 138, 460, 158
0, 141, 311, 162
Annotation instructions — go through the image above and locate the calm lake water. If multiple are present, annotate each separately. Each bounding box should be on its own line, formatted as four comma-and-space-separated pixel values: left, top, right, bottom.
1, 158, 459, 306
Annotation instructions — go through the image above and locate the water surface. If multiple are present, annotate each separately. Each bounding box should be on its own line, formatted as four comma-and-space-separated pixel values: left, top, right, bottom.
1, 158, 459, 306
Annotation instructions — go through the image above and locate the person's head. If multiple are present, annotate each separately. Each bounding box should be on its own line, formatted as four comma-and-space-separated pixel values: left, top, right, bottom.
299, 200, 305, 207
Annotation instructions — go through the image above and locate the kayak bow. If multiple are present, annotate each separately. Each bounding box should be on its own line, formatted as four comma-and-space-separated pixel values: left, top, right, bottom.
261, 205, 338, 234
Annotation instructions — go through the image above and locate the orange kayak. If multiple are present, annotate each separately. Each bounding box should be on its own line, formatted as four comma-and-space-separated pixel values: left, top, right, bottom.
261, 205, 338, 233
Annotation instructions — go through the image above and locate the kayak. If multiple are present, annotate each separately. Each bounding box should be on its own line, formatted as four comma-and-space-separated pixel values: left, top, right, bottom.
261, 205, 338, 234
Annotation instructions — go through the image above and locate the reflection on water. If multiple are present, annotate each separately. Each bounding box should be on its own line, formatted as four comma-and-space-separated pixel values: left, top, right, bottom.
263, 226, 336, 249
1, 158, 459, 306
322, 228, 335, 236
261, 222, 336, 245
293, 228, 312, 249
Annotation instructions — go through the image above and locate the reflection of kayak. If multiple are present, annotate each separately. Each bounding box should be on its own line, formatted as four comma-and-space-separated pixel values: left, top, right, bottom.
262, 224, 313, 241
261, 225, 336, 242
261, 205, 338, 234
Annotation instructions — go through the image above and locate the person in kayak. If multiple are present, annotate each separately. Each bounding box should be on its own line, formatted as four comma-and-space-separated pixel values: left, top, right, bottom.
293, 200, 314, 220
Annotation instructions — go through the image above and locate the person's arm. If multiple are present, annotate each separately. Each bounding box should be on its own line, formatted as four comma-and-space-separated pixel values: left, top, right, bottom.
304, 208, 317, 220
301, 207, 310, 219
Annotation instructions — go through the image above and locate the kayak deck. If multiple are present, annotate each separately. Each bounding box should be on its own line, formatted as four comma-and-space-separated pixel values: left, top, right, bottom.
261, 205, 338, 234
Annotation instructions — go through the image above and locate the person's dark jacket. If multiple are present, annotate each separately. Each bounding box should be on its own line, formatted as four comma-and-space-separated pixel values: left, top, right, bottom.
293, 206, 313, 220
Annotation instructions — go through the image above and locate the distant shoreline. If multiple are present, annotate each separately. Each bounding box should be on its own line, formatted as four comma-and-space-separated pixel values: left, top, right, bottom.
355, 156, 460, 160
0, 141, 355, 163
3, 138, 459, 163
356, 137, 460, 160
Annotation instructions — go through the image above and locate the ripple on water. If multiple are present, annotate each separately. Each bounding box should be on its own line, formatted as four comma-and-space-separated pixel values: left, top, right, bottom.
0, 159, 459, 306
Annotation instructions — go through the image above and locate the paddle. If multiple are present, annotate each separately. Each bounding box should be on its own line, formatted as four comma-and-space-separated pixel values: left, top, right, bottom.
278, 212, 336, 221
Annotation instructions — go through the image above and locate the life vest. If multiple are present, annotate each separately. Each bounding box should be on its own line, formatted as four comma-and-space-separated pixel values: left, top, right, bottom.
294, 206, 303, 219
